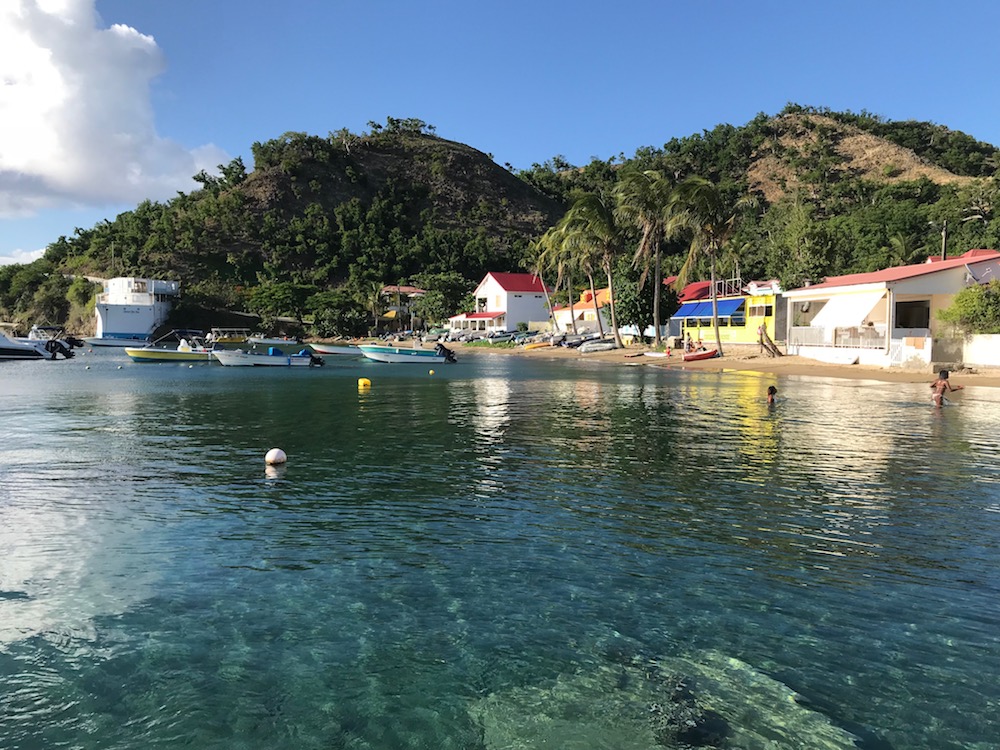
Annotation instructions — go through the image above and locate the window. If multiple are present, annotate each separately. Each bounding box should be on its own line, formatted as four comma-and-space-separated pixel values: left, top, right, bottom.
895, 300, 930, 329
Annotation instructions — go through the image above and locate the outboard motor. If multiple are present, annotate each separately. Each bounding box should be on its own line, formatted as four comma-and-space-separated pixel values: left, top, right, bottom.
44, 338, 74, 359
435, 342, 457, 363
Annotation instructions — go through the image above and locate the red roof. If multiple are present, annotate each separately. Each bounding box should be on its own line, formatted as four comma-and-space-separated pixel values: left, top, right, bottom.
677, 280, 712, 301
486, 272, 550, 293
792, 249, 1000, 291
463, 311, 505, 320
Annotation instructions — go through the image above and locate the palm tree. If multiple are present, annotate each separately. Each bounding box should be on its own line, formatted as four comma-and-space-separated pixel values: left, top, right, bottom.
615, 169, 674, 346
531, 227, 569, 334
672, 177, 752, 357
560, 191, 626, 348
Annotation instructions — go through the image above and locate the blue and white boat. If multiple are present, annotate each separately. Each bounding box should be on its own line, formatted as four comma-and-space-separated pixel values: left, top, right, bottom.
358, 343, 456, 363
212, 347, 324, 367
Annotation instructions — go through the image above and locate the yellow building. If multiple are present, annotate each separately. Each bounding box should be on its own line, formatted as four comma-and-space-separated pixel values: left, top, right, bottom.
672, 282, 785, 346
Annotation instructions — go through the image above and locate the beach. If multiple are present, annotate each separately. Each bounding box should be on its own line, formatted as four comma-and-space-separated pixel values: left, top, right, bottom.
454, 341, 1000, 388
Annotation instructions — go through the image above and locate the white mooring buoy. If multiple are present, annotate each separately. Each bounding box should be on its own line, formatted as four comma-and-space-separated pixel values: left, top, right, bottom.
265, 448, 287, 465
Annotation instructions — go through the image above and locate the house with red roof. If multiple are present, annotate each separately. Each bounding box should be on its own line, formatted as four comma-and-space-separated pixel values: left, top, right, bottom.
448, 272, 552, 334
783, 249, 1000, 367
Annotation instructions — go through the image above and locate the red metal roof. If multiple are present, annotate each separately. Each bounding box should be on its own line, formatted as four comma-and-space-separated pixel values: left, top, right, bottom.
791, 249, 1000, 291
486, 272, 550, 293
677, 281, 712, 301
462, 311, 505, 320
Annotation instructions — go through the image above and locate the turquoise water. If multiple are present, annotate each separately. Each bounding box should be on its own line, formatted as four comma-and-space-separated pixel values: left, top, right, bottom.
1, 349, 999, 749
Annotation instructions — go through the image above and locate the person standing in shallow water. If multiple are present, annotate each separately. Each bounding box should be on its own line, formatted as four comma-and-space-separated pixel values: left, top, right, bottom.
767, 385, 777, 405
930, 369, 963, 407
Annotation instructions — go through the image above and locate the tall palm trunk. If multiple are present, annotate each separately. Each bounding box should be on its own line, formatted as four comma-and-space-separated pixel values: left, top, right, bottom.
538, 273, 559, 332
588, 274, 604, 337
604, 260, 623, 348
710, 252, 723, 356
652, 241, 662, 346
568, 271, 578, 335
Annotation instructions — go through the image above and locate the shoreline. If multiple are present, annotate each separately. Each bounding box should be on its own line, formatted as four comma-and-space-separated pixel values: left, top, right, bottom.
450, 341, 1000, 388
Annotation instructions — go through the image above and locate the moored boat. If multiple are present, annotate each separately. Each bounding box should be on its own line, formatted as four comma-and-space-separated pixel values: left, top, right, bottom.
682, 348, 719, 362
0, 331, 52, 360
358, 343, 455, 363
247, 333, 303, 347
309, 342, 362, 356
212, 347, 324, 367
208, 327, 251, 344
125, 330, 216, 363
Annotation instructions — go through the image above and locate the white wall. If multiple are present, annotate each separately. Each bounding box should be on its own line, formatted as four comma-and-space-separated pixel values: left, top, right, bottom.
964, 335, 1000, 366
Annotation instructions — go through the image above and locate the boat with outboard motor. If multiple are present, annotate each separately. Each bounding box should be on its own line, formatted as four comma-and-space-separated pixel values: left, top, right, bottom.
124, 330, 217, 363
0, 331, 50, 360
16, 325, 83, 359
212, 347, 324, 367
358, 342, 456, 364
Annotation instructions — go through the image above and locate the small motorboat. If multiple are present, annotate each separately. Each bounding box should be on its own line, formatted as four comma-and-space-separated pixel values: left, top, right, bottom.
0, 331, 54, 360
208, 328, 251, 344
682, 349, 719, 362
309, 342, 362, 357
12, 325, 81, 359
358, 343, 455, 363
125, 330, 216, 363
213, 347, 324, 367
247, 333, 302, 347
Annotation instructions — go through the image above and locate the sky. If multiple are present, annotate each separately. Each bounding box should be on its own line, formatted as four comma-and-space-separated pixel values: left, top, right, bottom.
2, 0, 999, 265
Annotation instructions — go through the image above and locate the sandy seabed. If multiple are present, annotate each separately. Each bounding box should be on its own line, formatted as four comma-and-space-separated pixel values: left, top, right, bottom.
452, 341, 1000, 389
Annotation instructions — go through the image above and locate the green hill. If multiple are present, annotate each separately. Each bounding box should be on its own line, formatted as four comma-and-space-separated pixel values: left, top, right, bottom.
2, 109, 999, 333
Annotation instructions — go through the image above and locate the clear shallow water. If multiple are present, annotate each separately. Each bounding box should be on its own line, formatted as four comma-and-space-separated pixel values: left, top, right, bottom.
1, 350, 999, 749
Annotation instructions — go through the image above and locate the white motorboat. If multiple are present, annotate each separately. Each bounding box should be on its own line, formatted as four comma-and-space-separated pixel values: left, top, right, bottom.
308, 342, 362, 356
212, 348, 324, 367
247, 334, 303, 347
358, 343, 456, 363
14, 325, 82, 359
84, 335, 154, 348
0, 331, 56, 360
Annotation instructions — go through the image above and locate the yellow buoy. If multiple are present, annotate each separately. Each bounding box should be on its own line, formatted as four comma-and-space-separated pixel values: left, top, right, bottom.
358, 377, 371, 389
429, 369, 435, 375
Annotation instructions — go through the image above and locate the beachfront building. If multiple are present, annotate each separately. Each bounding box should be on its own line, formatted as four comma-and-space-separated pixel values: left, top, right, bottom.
448, 272, 552, 335
783, 249, 1000, 367
552, 287, 611, 333
669, 279, 785, 347
380, 284, 426, 330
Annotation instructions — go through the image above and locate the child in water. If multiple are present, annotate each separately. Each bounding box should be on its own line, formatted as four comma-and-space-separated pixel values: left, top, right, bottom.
930, 369, 963, 407
767, 385, 777, 404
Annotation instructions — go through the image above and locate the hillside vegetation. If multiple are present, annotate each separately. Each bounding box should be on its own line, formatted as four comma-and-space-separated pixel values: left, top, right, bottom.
2, 107, 999, 335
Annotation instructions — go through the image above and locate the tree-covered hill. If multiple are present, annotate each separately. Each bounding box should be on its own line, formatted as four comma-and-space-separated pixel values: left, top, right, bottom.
2, 107, 999, 335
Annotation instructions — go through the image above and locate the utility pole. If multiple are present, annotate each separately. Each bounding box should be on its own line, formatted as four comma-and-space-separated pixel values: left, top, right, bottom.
941, 220, 948, 260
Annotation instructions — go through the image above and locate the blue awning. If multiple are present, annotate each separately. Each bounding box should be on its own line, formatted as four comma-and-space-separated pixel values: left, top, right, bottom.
671, 299, 745, 319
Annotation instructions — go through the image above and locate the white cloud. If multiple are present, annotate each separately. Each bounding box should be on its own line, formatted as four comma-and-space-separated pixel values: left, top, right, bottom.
0, 246, 46, 266
0, 0, 227, 218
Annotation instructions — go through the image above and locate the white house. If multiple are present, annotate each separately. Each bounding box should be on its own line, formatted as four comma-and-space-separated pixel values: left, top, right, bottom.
783, 249, 1000, 367
449, 272, 552, 334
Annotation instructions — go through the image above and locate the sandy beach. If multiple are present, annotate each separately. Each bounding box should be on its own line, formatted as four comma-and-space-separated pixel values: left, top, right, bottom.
453, 341, 1000, 388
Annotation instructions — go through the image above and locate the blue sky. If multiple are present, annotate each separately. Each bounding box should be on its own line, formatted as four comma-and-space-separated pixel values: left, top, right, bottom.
2, 0, 999, 264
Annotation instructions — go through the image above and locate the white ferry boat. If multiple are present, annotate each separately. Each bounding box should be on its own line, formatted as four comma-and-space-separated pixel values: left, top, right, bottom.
84, 277, 180, 347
